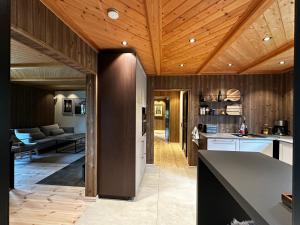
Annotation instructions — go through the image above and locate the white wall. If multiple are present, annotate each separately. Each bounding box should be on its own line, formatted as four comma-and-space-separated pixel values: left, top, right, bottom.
54, 91, 87, 133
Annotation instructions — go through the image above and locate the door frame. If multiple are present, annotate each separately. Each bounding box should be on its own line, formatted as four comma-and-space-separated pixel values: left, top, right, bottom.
150, 89, 192, 165
293, 0, 300, 223
182, 91, 189, 157
0, 0, 10, 224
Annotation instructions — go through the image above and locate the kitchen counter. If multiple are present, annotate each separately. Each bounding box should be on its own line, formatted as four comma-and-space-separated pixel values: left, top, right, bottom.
200, 132, 293, 143
197, 151, 292, 225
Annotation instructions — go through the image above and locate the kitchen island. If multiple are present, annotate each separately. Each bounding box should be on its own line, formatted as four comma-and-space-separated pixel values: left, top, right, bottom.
197, 151, 292, 225
199, 133, 294, 164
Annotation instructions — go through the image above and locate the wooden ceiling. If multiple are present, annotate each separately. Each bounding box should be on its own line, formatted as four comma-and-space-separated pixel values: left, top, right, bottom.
11, 39, 86, 90
41, 0, 294, 75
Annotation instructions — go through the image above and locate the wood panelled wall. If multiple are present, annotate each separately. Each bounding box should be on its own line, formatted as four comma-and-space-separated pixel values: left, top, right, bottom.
154, 100, 166, 130
147, 73, 293, 166
11, 84, 54, 128
154, 91, 180, 142
11, 0, 97, 75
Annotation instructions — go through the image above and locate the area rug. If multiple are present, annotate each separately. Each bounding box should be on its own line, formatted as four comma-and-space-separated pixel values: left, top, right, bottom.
37, 157, 85, 187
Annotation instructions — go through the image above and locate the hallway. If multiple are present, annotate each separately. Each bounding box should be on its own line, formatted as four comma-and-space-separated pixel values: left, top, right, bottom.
76, 138, 197, 225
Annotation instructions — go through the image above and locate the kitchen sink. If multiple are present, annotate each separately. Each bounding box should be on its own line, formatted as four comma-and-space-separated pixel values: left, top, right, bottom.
232, 133, 268, 138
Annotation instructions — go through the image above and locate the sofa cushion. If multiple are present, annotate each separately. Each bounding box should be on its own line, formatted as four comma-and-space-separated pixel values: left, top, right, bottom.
40, 124, 60, 136
15, 128, 46, 144
15, 128, 41, 134
50, 128, 65, 136
31, 132, 46, 140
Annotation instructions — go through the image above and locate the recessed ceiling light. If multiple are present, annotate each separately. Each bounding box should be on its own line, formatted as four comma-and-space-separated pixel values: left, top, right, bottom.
189, 38, 196, 43
179, 64, 184, 67
228, 63, 233, 67
121, 40, 128, 46
263, 35, 272, 42
279, 60, 286, 65
107, 8, 119, 20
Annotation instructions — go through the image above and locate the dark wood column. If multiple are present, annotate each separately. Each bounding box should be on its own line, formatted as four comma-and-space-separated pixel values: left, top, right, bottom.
293, 0, 299, 224
86, 74, 98, 197
0, 0, 10, 224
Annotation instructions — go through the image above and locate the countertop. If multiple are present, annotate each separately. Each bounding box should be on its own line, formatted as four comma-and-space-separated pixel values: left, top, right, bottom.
200, 132, 293, 144
198, 151, 292, 225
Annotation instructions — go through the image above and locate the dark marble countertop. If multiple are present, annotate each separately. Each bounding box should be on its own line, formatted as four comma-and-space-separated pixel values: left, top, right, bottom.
198, 150, 292, 225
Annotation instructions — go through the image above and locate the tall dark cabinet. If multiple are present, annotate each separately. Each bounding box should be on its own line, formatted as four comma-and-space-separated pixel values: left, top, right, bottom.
98, 51, 147, 199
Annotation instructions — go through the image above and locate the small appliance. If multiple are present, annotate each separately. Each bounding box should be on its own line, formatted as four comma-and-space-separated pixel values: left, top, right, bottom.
273, 120, 288, 136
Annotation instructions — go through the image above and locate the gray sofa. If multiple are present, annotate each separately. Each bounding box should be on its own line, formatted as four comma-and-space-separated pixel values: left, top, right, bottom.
13, 124, 75, 153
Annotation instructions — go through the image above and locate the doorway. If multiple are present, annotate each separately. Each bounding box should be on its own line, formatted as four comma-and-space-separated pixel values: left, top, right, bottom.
153, 90, 190, 165
154, 96, 170, 142
182, 91, 189, 158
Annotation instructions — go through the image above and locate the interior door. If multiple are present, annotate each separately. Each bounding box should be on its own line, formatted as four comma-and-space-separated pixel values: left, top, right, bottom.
165, 98, 170, 142
182, 92, 188, 157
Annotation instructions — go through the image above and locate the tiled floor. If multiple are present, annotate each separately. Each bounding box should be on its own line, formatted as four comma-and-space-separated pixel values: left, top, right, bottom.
76, 138, 197, 225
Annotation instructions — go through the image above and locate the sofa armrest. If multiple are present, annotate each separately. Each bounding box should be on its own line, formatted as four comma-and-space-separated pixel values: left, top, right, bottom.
61, 127, 74, 133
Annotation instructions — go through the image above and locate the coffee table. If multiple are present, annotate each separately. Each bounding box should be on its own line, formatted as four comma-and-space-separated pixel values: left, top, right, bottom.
56, 133, 86, 153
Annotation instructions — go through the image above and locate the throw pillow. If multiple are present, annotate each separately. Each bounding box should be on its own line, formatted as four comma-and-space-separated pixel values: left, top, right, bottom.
50, 128, 65, 136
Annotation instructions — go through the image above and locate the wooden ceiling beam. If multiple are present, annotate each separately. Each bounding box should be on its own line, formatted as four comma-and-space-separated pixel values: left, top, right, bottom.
239, 40, 294, 74
145, 0, 162, 75
11, 63, 62, 68
10, 78, 85, 83
196, 0, 275, 74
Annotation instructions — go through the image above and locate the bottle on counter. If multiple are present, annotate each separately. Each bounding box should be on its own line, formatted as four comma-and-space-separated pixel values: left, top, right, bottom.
199, 91, 205, 102
239, 120, 248, 135
217, 90, 222, 102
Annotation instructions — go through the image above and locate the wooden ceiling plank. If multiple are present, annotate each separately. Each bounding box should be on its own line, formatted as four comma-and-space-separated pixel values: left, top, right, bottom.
145, 0, 162, 75
163, 19, 238, 58
162, 0, 186, 18
40, 0, 99, 50
197, 0, 275, 74
245, 47, 294, 73
264, 0, 288, 47
278, 0, 295, 40
162, 0, 201, 27
239, 40, 294, 73
162, 0, 249, 48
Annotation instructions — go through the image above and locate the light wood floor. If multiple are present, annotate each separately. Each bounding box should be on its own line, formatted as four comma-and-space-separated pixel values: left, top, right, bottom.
10, 185, 92, 225
154, 137, 188, 168
9, 152, 93, 225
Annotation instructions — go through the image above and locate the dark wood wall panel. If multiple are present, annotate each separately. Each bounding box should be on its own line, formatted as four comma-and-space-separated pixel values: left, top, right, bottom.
99, 52, 137, 199
11, 0, 97, 75
147, 73, 293, 166
154, 91, 180, 142
11, 84, 54, 128
86, 74, 98, 197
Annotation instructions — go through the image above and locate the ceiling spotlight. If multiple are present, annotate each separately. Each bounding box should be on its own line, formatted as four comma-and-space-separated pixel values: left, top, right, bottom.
107, 8, 119, 20
279, 60, 286, 65
121, 40, 128, 46
263, 35, 272, 42
189, 38, 196, 43
179, 64, 184, 67
228, 63, 233, 67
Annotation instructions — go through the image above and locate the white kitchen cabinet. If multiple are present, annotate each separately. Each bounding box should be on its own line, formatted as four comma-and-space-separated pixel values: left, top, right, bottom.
135, 59, 147, 193
239, 139, 273, 157
207, 138, 238, 151
279, 141, 293, 165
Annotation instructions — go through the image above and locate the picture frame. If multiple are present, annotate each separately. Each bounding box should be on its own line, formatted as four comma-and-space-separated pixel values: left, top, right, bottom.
74, 98, 86, 115
62, 98, 87, 116
154, 104, 163, 117
63, 98, 73, 116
